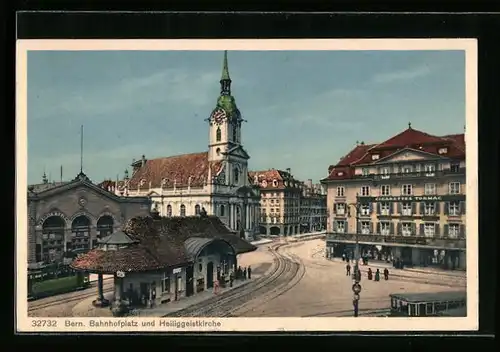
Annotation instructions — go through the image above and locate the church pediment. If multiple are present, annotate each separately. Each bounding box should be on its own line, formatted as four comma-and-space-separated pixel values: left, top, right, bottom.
374, 148, 447, 164
225, 146, 250, 160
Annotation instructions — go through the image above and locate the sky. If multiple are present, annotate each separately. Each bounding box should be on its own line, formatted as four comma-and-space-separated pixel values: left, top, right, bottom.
27, 50, 465, 185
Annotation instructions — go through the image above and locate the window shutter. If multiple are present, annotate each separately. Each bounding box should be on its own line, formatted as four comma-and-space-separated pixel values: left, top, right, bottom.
398, 202, 402, 214
411, 223, 416, 235
370, 222, 373, 234
460, 201, 466, 214
397, 222, 402, 235
460, 224, 465, 238
435, 224, 440, 235
333, 203, 337, 214
444, 202, 449, 215
369, 202, 373, 214
377, 203, 381, 215
419, 223, 424, 236
390, 222, 394, 234
434, 202, 439, 215
444, 224, 449, 237
420, 202, 424, 215
377, 222, 380, 234
333, 221, 338, 232
411, 202, 416, 215
390, 202, 394, 214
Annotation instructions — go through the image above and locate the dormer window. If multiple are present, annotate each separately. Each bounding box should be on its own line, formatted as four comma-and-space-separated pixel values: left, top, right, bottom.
371, 154, 380, 160
272, 180, 278, 187
139, 179, 146, 186
438, 147, 448, 154
362, 168, 369, 176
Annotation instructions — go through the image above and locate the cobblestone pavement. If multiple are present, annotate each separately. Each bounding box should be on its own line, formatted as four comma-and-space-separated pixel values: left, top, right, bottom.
237, 239, 466, 317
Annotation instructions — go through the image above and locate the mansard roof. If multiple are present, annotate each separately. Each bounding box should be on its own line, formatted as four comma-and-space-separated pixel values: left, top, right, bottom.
322, 127, 466, 182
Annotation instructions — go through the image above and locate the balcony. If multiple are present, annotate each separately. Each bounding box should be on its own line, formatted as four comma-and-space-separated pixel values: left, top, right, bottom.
354, 169, 465, 182
326, 233, 466, 249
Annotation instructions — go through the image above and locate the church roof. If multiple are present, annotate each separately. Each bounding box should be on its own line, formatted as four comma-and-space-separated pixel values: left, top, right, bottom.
127, 152, 223, 190
70, 215, 256, 274
322, 126, 466, 182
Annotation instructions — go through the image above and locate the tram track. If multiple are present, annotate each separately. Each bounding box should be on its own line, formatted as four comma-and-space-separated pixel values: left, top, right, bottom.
28, 281, 114, 312
164, 242, 305, 318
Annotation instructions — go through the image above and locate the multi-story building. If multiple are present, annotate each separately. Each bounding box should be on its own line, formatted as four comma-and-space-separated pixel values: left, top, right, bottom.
250, 168, 302, 236
299, 179, 327, 233
100, 52, 261, 241
321, 124, 466, 270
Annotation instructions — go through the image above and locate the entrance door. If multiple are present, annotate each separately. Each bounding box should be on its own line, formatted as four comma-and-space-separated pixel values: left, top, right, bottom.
139, 282, 148, 306
186, 265, 194, 297
206, 261, 214, 289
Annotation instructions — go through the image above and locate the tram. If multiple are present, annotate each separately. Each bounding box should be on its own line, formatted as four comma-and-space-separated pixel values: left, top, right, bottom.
389, 291, 466, 317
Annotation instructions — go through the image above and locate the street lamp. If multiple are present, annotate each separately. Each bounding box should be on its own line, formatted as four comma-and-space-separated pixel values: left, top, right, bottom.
348, 193, 362, 317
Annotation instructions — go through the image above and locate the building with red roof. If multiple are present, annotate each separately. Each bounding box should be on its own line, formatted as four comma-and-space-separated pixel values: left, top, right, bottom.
320, 123, 467, 270
98, 52, 261, 241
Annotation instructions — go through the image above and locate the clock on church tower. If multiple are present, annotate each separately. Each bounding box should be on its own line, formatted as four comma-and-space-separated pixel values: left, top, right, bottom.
211, 108, 227, 125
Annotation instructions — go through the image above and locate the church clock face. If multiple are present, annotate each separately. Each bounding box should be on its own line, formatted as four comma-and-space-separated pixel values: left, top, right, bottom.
212, 109, 227, 125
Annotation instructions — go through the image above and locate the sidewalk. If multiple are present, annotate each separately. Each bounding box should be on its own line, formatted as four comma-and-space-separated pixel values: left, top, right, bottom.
132, 275, 261, 317
326, 257, 465, 277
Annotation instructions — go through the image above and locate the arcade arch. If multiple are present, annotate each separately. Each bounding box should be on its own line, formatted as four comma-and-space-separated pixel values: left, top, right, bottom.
40, 216, 66, 263
97, 215, 114, 239
71, 215, 91, 251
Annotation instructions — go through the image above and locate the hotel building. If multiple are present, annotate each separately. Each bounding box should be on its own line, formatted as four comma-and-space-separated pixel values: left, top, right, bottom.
321, 124, 466, 270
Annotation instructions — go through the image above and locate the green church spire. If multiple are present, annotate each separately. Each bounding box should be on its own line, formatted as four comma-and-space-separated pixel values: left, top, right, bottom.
221, 50, 231, 81
220, 50, 232, 96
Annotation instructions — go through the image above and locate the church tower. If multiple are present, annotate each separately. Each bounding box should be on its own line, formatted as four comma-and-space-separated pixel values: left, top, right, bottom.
207, 51, 244, 162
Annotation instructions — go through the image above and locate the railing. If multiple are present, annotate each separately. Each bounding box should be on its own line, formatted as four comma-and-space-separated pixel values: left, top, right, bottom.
326, 233, 466, 249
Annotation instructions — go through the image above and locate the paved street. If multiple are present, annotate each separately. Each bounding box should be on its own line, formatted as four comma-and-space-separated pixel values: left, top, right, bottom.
27, 238, 466, 318
236, 239, 466, 317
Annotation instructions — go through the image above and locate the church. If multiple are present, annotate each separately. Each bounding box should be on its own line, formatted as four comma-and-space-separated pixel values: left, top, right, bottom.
100, 52, 261, 241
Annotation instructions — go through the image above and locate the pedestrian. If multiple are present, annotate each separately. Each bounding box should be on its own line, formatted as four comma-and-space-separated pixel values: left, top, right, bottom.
374, 269, 380, 282
342, 253, 346, 262
248, 266, 252, 279
237, 266, 242, 279
346, 263, 351, 276
384, 268, 389, 280
243, 267, 247, 280
229, 271, 234, 287
367, 268, 373, 280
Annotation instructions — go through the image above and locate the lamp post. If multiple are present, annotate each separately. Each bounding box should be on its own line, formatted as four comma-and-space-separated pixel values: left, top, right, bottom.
349, 193, 362, 317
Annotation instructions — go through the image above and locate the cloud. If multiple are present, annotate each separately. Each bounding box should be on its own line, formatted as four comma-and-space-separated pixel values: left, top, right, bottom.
371, 65, 432, 84
279, 88, 367, 129
29, 68, 220, 122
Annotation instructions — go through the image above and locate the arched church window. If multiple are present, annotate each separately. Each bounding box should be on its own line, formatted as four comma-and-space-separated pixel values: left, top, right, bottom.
216, 127, 221, 142
232, 124, 238, 142
180, 204, 186, 217
220, 205, 225, 217
195, 204, 201, 215
234, 167, 239, 184
166, 204, 172, 217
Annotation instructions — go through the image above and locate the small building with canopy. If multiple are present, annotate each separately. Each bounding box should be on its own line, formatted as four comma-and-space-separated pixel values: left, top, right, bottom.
70, 213, 256, 315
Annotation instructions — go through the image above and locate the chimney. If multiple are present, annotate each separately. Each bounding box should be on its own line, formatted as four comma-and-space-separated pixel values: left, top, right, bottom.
141, 155, 146, 167
286, 167, 291, 175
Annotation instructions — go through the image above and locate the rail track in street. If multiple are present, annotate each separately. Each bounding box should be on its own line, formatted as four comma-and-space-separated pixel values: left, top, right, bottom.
165, 242, 306, 318
28, 279, 114, 312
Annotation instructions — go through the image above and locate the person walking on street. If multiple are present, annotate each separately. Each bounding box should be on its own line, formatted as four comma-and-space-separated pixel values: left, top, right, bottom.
342, 253, 346, 262
229, 271, 234, 287
243, 267, 247, 280
384, 268, 389, 280
248, 266, 252, 279
375, 269, 380, 282
346, 263, 351, 276
367, 268, 373, 280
